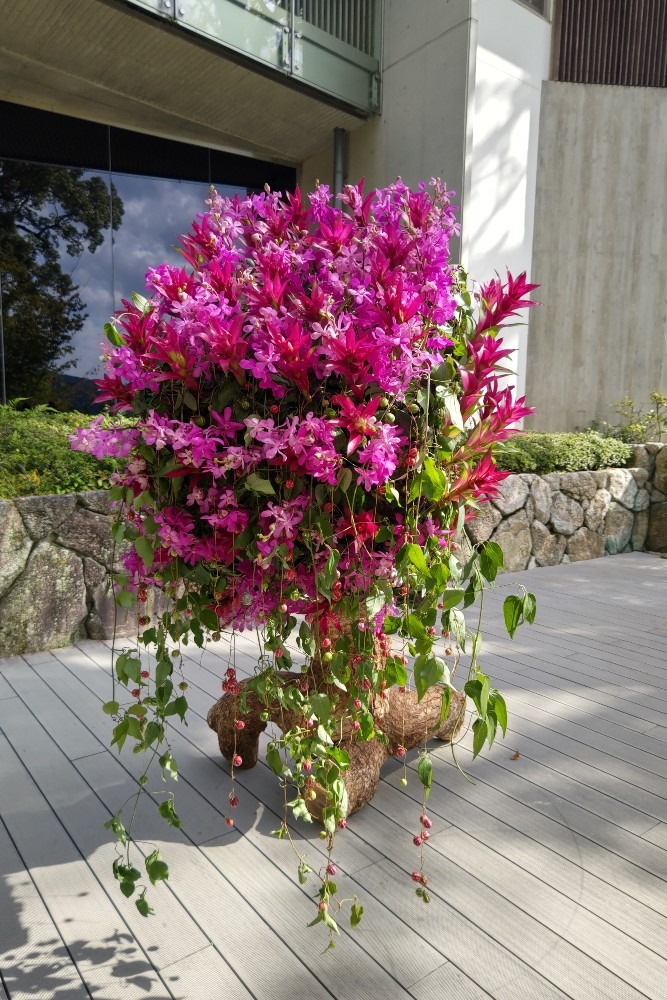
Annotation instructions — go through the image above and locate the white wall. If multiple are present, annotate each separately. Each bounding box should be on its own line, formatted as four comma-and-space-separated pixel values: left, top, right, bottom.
300, 0, 476, 247
463, 0, 552, 402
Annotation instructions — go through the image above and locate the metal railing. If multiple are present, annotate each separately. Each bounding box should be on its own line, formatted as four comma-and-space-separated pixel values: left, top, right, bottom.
124, 0, 381, 113
299, 1, 378, 57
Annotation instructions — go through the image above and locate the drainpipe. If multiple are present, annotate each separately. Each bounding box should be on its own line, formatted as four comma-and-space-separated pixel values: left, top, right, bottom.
333, 127, 346, 203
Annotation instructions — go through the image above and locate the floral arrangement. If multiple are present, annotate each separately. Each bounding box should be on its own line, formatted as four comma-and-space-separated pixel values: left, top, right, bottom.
72, 178, 536, 934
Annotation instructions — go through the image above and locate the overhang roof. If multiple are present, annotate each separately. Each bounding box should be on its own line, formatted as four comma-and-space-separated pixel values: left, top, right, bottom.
0, 0, 366, 165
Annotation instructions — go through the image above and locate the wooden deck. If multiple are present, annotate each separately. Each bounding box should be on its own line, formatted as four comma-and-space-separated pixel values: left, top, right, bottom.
1, 551, 666, 1000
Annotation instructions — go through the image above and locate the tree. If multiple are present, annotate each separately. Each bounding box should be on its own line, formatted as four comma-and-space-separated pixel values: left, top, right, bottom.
0, 161, 123, 404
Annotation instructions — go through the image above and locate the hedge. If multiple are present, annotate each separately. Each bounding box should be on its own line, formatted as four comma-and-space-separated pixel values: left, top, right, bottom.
0, 409, 635, 498
496, 432, 632, 475
0, 405, 118, 498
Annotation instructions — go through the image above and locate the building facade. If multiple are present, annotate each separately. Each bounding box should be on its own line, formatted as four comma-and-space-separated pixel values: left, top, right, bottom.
1, 0, 663, 429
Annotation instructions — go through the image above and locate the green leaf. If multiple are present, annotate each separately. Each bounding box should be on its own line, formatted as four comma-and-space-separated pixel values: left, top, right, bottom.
315, 550, 340, 601
350, 903, 364, 927
414, 655, 445, 702
123, 657, 142, 684
104, 321, 124, 346
405, 543, 429, 575
358, 711, 374, 741
439, 686, 452, 726
104, 813, 128, 844
200, 608, 219, 631
119, 880, 136, 898
143, 721, 164, 748
503, 595, 523, 639
298, 861, 312, 884
478, 671, 490, 717
491, 692, 508, 736
111, 719, 129, 752
159, 751, 179, 780
102, 700, 120, 716
449, 608, 466, 650
383, 615, 402, 635
464, 678, 482, 715
366, 582, 391, 619
290, 797, 313, 823
472, 718, 488, 759
522, 591, 537, 624
422, 457, 448, 500
417, 755, 433, 799
246, 472, 275, 495
309, 693, 332, 724
145, 849, 169, 886
115, 589, 135, 609
404, 614, 427, 640
337, 468, 353, 493
486, 710, 498, 748
266, 744, 284, 776
155, 659, 172, 686
131, 290, 150, 312
164, 696, 188, 722
158, 799, 183, 828
134, 535, 153, 569
440, 588, 464, 610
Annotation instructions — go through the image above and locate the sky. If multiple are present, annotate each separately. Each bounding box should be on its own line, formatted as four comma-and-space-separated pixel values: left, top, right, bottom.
60, 172, 245, 379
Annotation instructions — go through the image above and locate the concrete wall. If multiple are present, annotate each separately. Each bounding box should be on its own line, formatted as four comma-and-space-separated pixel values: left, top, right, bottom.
527, 82, 667, 431
463, 0, 552, 403
301, 0, 552, 404
300, 0, 476, 234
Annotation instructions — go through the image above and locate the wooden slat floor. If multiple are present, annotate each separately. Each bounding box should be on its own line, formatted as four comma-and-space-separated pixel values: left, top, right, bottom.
0, 551, 666, 1000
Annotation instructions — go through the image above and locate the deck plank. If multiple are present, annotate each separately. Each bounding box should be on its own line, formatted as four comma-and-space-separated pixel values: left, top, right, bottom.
1, 551, 666, 998
0, 731, 169, 999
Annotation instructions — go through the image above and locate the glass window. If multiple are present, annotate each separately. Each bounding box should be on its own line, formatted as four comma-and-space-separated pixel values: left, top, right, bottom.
0, 100, 295, 411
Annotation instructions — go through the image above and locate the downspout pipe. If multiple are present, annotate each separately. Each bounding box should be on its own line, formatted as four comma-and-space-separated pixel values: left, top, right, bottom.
333, 127, 346, 202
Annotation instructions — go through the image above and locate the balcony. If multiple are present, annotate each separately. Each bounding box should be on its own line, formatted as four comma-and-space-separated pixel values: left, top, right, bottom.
125, 0, 382, 114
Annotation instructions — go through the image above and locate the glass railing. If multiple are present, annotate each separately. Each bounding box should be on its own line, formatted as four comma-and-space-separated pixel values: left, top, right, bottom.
126, 0, 381, 113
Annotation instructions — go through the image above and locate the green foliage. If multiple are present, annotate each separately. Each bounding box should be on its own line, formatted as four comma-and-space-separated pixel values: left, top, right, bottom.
495, 431, 631, 474
0, 403, 119, 496
594, 390, 667, 443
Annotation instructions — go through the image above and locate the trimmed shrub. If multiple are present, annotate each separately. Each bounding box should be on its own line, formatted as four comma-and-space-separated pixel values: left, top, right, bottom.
496, 431, 632, 474
0, 405, 119, 497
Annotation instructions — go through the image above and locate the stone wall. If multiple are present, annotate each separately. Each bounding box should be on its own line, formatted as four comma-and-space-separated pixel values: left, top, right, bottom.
1, 446, 666, 656
0, 491, 138, 658
468, 444, 667, 571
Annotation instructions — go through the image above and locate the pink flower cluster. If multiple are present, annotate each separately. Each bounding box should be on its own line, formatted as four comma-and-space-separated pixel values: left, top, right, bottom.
71, 179, 535, 630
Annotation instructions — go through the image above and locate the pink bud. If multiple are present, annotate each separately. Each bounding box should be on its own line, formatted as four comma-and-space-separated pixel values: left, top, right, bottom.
302, 759, 312, 773
357, 620, 367, 632
354, 698, 362, 709
413, 835, 422, 846
233, 754, 243, 767
326, 863, 337, 876
235, 719, 245, 730
353, 720, 361, 731
420, 815, 432, 829
396, 745, 406, 758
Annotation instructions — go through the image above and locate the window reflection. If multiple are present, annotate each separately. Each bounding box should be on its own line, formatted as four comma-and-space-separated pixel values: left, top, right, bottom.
0, 160, 245, 410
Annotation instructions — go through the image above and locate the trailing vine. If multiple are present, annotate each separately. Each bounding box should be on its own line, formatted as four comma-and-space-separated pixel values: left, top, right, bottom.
72, 178, 537, 939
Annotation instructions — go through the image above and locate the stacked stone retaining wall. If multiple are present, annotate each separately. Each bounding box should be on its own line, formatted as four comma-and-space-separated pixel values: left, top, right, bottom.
468, 443, 667, 571
1, 443, 666, 656
0, 490, 139, 657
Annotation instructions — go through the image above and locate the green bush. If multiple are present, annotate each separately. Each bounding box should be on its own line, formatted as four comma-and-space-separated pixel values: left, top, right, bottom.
0, 404, 119, 498
496, 431, 632, 475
